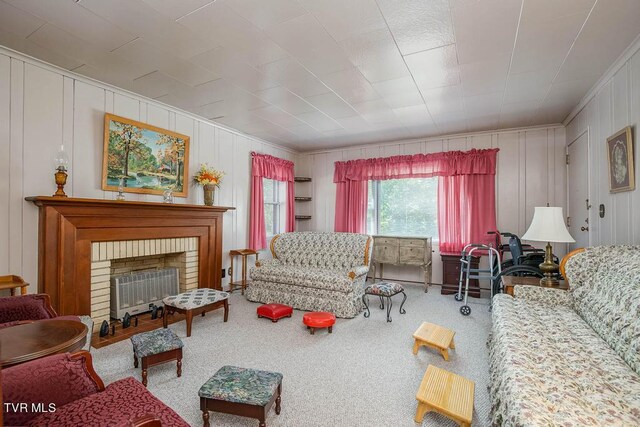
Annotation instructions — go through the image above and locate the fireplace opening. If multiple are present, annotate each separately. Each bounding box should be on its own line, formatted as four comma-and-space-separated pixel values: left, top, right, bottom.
110, 268, 179, 320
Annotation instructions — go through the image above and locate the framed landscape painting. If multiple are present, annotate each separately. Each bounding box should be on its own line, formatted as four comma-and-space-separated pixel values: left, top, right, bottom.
606, 126, 635, 193
102, 114, 190, 197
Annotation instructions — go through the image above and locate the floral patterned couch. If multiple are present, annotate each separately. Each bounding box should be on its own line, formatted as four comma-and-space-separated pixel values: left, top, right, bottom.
246, 232, 372, 318
489, 246, 640, 426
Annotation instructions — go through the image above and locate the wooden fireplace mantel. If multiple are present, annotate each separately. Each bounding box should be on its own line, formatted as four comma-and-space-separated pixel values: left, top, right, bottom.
26, 196, 235, 316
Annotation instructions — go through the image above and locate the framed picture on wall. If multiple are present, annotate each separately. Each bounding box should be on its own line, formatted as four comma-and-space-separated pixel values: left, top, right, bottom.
102, 113, 190, 197
606, 126, 635, 193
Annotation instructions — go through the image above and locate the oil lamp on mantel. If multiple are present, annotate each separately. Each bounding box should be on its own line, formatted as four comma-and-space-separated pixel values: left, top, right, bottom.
53, 144, 69, 197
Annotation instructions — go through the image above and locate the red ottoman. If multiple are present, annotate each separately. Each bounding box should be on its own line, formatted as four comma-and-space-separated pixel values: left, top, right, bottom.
257, 303, 293, 322
302, 312, 336, 335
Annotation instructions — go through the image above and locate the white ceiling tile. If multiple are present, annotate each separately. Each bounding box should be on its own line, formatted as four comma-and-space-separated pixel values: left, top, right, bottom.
223, 0, 307, 30
465, 114, 500, 131
422, 85, 464, 115
295, 110, 343, 132
130, 71, 191, 99
339, 28, 410, 83
81, 0, 213, 59
405, 44, 460, 91
503, 68, 557, 104
299, 0, 387, 41
520, 0, 595, 24
510, 12, 588, 74
463, 92, 502, 115
295, 44, 354, 76
194, 100, 227, 120
141, 0, 214, 20
304, 92, 358, 119
6, 0, 137, 51
460, 55, 510, 97
393, 104, 433, 126
28, 24, 154, 80
322, 67, 382, 104
160, 61, 220, 87
352, 99, 398, 124
0, 29, 84, 70
254, 86, 318, 116
378, 0, 455, 55
112, 38, 181, 73
251, 105, 308, 129
0, 1, 45, 38
452, 0, 521, 64
263, 14, 336, 56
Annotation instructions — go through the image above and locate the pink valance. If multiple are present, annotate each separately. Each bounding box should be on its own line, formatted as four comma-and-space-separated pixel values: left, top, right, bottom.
333, 148, 499, 182
251, 152, 295, 182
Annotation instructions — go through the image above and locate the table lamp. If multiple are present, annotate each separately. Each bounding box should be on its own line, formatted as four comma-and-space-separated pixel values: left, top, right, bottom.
521, 207, 575, 286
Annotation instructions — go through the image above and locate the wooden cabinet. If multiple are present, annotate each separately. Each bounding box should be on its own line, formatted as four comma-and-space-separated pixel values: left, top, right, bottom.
441, 254, 480, 298
371, 236, 432, 291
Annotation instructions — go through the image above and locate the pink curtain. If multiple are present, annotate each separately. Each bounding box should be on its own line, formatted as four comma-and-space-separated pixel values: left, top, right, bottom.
334, 180, 368, 233
249, 152, 295, 250
333, 148, 498, 252
438, 174, 497, 254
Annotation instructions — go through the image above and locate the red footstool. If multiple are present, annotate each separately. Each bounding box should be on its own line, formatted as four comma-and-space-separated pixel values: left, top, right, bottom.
302, 312, 336, 335
257, 303, 293, 322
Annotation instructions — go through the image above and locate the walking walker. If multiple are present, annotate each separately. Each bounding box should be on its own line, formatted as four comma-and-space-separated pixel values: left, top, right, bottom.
454, 244, 501, 316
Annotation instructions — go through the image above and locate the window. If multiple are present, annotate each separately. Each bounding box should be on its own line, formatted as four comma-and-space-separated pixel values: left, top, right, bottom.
263, 178, 286, 238
367, 178, 438, 238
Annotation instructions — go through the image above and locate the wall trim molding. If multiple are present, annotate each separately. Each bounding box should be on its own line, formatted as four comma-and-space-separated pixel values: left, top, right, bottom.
0, 45, 298, 155
563, 33, 640, 126
301, 123, 564, 155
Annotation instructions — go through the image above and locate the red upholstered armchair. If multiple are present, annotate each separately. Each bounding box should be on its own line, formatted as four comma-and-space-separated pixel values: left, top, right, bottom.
1, 351, 189, 427
0, 294, 79, 329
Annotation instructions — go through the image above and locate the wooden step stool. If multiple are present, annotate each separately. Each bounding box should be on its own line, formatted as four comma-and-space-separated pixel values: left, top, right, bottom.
412, 322, 455, 360
415, 365, 474, 427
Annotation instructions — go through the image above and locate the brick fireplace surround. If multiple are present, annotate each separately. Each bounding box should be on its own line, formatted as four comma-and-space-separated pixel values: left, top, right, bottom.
26, 196, 234, 330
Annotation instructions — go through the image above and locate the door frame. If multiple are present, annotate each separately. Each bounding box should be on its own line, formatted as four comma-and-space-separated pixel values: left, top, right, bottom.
566, 127, 591, 247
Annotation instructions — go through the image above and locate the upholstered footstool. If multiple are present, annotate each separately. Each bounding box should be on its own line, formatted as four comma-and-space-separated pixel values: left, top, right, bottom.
199, 365, 283, 427
163, 288, 229, 337
302, 312, 336, 334
363, 281, 407, 322
257, 303, 293, 322
130, 328, 183, 387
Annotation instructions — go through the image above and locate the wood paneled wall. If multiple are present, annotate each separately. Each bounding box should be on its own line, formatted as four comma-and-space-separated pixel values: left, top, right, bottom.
295, 127, 567, 284
0, 49, 294, 292
565, 41, 640, 245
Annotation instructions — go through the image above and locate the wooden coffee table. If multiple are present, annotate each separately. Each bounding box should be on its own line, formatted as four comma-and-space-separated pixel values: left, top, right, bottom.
502, 275, 568, 296
0, 319, 88, 367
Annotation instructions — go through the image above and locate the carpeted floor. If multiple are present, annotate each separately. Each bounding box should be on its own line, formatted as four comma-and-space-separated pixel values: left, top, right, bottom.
92, 284, 492, 426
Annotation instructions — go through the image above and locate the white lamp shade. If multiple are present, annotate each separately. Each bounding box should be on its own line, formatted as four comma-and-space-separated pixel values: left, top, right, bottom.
521, 207, 575, 243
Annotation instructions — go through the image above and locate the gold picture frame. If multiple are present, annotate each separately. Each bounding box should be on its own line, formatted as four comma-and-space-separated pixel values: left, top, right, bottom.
606, 126, 635, 193
102, 114, 190, 197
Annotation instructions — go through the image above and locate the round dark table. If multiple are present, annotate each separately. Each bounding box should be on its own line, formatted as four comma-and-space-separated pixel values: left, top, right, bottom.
0, 319, 88, 367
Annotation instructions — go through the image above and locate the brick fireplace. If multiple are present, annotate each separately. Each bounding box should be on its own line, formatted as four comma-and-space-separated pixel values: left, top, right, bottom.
90, 237, 199, 329
26, 196, 234, 329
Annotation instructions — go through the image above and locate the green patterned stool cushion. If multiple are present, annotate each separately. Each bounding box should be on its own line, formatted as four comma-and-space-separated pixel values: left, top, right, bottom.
130, 328, 183, 358
199, 366, 283, 406
365, 281, 405, 297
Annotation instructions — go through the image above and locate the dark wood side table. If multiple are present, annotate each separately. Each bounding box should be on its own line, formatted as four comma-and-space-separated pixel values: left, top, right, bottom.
440, 254, 480, 298
0, 320, 88, 367
502, 276, 568, 296
0, 275, 29, 295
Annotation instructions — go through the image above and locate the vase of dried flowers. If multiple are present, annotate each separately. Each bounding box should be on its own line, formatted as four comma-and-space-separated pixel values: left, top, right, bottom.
193, 164, 224, 206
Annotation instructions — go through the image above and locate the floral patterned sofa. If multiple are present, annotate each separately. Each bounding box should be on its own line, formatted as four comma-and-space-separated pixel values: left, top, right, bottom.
246, 232, 372, 318
489, 246, 640, 426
